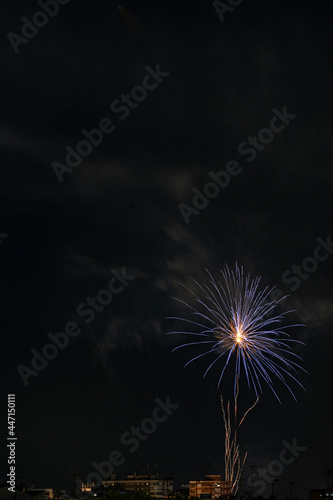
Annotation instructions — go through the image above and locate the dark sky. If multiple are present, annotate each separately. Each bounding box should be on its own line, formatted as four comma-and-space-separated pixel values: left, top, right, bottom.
1, 0, 333, 496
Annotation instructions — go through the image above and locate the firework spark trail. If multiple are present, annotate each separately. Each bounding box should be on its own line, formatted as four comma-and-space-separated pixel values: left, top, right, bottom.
220, 378, 258, 495
167, 263, 306, 402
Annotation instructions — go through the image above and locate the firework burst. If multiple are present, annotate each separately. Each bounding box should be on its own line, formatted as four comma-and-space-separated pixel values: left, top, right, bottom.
168, 263, 306, 402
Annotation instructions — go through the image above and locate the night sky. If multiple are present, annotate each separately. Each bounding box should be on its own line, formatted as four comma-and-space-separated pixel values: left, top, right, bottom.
1, 0, 333, 497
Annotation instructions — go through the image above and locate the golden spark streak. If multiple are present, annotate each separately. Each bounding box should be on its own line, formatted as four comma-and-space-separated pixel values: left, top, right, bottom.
235, 327, 243, 344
